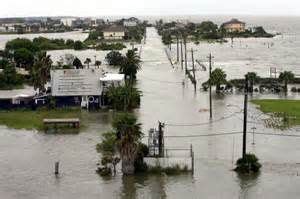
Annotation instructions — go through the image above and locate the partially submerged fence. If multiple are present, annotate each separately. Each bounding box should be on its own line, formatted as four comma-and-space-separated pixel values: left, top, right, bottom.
144, 145, 194, 173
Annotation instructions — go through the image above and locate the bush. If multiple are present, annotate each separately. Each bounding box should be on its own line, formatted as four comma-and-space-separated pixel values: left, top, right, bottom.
147, 164, 190, 175
96, 43, 126, 51
105, 51, 124, 66
74, 40, 86, 50
291, 87, 297, 92
134, 143, 149, 173
234, 154, 261, 174
96, 166, 112, 176
107, 84, 142, 111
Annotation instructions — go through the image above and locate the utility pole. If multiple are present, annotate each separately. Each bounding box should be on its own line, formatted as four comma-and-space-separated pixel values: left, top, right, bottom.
208, 53, 213, 119
242, 75, 249, 159
180, 40, 184, 70
191, 48, 197, 91
183, 36, 188, 74
176, 35, 179, 63
55, 161, 59, 175
158, 121, 165, 157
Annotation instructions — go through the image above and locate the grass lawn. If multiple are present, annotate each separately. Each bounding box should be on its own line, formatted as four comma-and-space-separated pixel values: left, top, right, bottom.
251, 99, 300, 127
0, 108, 83, 130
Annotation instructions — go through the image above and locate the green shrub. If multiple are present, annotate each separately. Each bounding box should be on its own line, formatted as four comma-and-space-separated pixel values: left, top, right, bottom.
147, 164, 190, 175
235, 154, 261, 174
74, 40, 86, 50
96, 43, 126, 51
96, 166, 112, 176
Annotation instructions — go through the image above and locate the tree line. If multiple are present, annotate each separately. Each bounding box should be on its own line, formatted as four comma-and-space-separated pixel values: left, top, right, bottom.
156, 20, 274, 46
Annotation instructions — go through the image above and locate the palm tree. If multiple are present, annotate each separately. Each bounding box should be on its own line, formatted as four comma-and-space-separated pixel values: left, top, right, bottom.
107, 83, 141, 111
112, 113, 143, 175
246, 72, 259, 93
209, 68, 227, 93
119, 50, 141, 81
84, 58, 91, 69
279, 71, 295, 93
73, 57, 83, 69
95, 60, 101, 68
31, 51, 52, 93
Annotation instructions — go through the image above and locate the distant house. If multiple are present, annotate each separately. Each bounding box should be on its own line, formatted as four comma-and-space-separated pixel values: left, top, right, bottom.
103, 25, 125, 40
123, 17, 139, 27
0, 87, 35, 109
96, 19, 105, 26
222, 19, 246, 33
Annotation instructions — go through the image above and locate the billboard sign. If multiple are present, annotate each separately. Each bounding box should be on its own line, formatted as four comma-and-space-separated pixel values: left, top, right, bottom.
51, 69, 103, 96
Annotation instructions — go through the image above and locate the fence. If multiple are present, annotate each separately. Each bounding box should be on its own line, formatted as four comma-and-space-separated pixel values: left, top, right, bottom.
144, 145, 194, 173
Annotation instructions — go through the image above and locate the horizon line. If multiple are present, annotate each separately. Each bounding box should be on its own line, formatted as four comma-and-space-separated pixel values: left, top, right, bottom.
0, 13, 300, 19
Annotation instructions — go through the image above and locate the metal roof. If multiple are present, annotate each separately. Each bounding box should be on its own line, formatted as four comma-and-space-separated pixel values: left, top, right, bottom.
222, 18, 245, 25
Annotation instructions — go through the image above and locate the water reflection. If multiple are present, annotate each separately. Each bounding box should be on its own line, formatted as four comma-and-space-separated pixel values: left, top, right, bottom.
236, 172, 261, 199
120, 174, 167, 199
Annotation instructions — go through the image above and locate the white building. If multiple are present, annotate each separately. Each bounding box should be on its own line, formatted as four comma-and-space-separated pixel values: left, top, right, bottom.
100, 73, 125, 90
123, 21, 137, 27
61, 18, 77, 27
103, 25, 125, 40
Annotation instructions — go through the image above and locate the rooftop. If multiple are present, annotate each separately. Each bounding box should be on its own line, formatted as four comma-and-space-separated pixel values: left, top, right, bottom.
103, 25, 125, 32
0, 86, 36, 100
222, 18, 245, 25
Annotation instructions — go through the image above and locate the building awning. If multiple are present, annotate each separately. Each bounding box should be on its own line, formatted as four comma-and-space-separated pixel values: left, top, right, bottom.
100, 74, 125, 82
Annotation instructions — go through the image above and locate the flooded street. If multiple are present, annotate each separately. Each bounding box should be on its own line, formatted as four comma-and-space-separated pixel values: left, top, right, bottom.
1, 17, 300, 198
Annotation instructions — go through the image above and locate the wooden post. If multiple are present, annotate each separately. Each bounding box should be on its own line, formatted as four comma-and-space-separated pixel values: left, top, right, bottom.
191, 48, 197, 91
208, 53, 213, 119
180, 40, 184, 70
190, 144, 194, 174
184, 37, 188, 74
176, 35, 179, 63
55, 161, 59, 175
158, 121, 165, 157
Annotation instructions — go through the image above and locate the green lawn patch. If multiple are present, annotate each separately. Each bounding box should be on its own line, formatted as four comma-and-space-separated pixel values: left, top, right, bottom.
0, 108, 83, 130
251, 99, 300, 128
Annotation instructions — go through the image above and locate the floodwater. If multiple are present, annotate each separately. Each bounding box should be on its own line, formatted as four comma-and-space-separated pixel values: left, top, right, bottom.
1, 16, 300, 199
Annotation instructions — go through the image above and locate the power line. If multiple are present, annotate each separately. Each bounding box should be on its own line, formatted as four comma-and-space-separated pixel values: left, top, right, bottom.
145, 131, 300, 139
164, 131, 242, 138
138, 75, 184, 84
165, 110, 242, 127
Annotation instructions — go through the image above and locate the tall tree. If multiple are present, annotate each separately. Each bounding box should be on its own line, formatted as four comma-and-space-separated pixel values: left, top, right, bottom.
30, 52, 52, 93
73, 57, 83, 69
13, 48, 34, 69
107, 83, 141, 111
95, 60, 102, 68
279, 71, 295, 93
84, 58, 91, 69
0, 62, 23, 89
119, 50, 141, 81
209, 68, 227, 93
112, 113, 143, 175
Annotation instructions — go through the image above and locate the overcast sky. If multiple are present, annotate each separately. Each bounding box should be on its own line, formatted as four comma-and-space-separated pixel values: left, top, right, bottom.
1, 0, 299, 17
